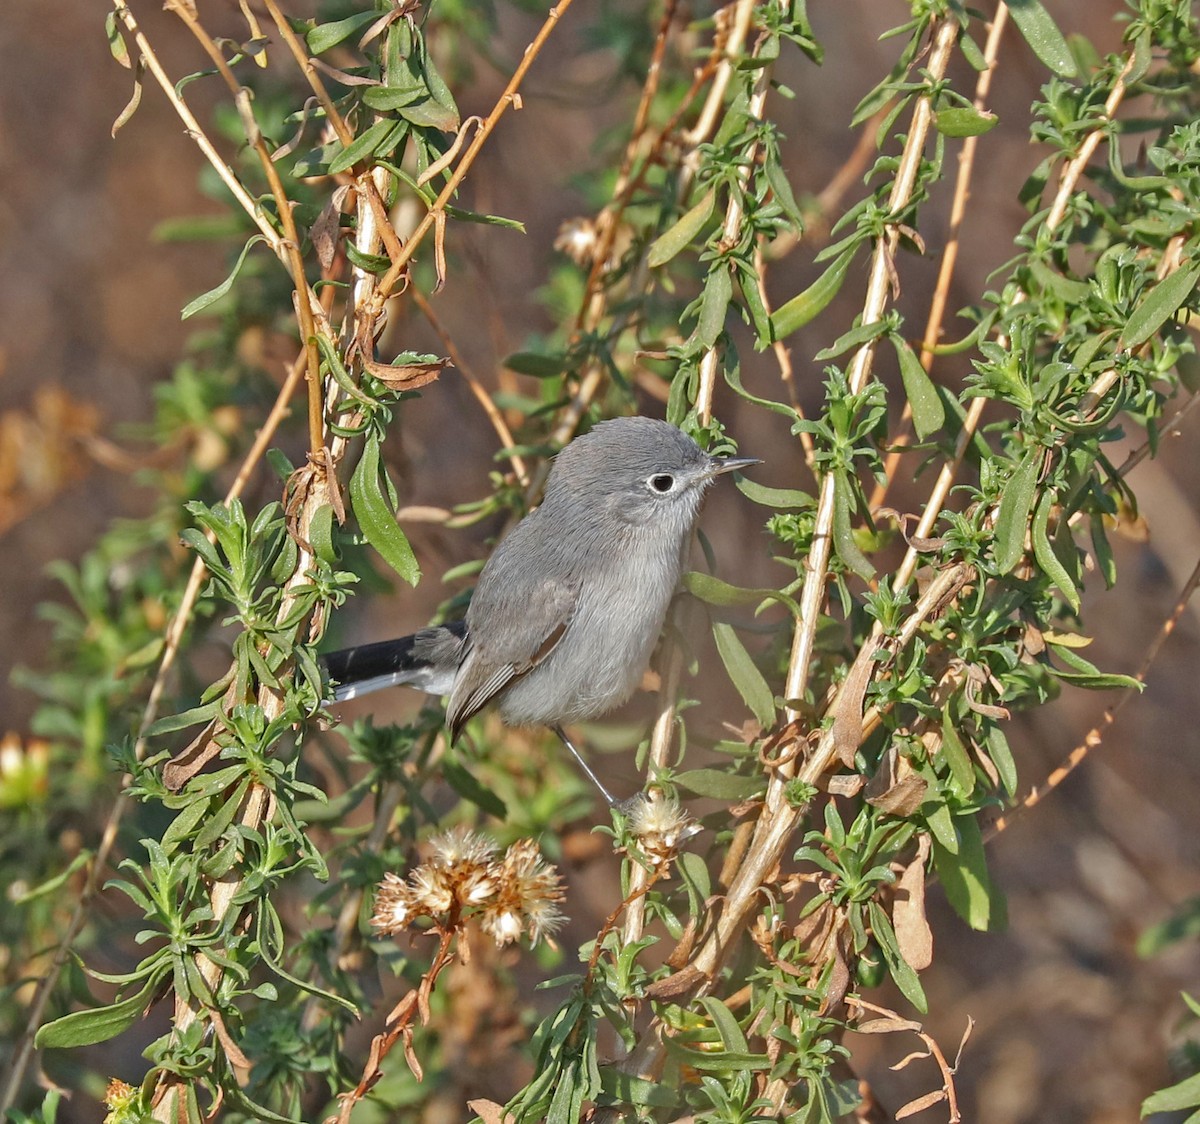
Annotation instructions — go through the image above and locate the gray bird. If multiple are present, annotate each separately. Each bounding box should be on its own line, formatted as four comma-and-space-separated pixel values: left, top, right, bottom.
322, 416, 757, 800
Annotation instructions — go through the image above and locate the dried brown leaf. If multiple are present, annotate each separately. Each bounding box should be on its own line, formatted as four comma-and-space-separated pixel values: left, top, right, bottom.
826, 773, 865, 796
360, 354, 451, 390
111, 58, 145, 138
466, 1100, 516, 1124
895, 1090, 947, 1118
209, 1008, 252, 1070
162, 717, 222, 793
890, 1047, 932, 1071
312, 185, 351, 272
865, 744, 927, 816
831, 646, 877, 766
893, 834, 933, 971
644, 965, 706, 1001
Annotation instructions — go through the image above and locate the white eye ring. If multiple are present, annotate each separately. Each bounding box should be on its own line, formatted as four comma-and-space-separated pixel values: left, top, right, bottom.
647, 473, 676, 494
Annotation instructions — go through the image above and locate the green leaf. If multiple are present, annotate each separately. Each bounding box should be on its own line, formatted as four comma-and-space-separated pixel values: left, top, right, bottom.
712, 621, 775, 727
1032, 490, 1080, 611
1005, 0, 1078, 77
683, 571, 799, 617
700, 996, 750, 1052
893, 337, 945, 438
36, 975, 160, 1048
145, 702, 220, 737
1119, 259, 1200, 350
734, 477, 812, 509
992, 446, 1041, 574
772, 247, 856, 339
181, 235, 266, 320
1142, 1070, 1200, 1115
648, 190, 715, 268
306, 12, 378, 54
933, 106, 998, 137
695, 265, 733, 348
504, 351, 568, 378
349, 433, 420, 585
1045, 641, 1142, 691
932, 814, 1006, 931
360, 86, 426, 112
673, 768, 765, 800
867, 901, 927, 1012
443, 757, 507, 818
986, 726, 1018, 797
328, 119, 402, 175
940, 707, 976, 797
832, 472, 874, 582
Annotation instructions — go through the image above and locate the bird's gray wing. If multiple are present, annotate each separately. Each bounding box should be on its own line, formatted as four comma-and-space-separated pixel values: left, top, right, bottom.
445, 575, 577, 741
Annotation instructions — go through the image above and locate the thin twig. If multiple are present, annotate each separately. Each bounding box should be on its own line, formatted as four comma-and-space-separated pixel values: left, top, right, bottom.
364, 0, 579, 320
110, 1, 284, 256
988, 549, 1200, 840
871, 6, 1008, 510
410, 289, 530, 488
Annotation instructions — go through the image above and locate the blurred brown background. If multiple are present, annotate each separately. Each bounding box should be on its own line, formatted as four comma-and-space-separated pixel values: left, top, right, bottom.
2, 1, 1199, 1120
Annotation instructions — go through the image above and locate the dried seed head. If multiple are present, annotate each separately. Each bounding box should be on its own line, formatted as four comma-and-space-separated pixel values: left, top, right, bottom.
371, 871, 413, 936
628, 792, 699, 863
553, 217, 600, 266
373, 832, 566, 948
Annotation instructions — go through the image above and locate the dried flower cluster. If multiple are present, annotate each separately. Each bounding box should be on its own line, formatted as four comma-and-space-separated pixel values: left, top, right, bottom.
372, 828, 565, 948
626, 791, 699, 865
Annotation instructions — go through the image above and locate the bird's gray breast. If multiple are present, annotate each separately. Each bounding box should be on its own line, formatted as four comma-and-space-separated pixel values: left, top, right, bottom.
495, 519, 686, 727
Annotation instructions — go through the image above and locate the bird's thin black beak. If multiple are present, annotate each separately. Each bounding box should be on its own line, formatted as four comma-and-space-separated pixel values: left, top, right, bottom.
708, 455, 762, 477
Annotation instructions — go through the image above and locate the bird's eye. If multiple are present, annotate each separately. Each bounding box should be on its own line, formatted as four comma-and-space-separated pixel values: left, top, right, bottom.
648, 473, 676, 494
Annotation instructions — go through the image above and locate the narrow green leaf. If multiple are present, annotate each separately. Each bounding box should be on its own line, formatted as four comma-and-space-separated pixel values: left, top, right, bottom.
305, 12, 378, 54
932, 815, 1006, 932
992, 446, 1041, 574
360, 86, 426, 112
443, 757, 507, 818
712, 621, 775, 727
700, 996, 750, 1053
933, 106, 998, 137
772, 246, 856, 339
145, 701, 220, 737
36, 975, 160, 1048
647, 190, 715, 268
832, 472, 875, 582
349, 434, 420, 585
893, 336, 945, 438
1005, 0, 1078, 77
695, 265, 733, 348
181, 235, 266, 320
1045, 641, 1142, 691
986, 726, 1018, 797
1142, 1071, 1200, 1115
673, 768, 765, 800
734, 477, 812, 509
940, 706, 976, 797
328, 119, 399, 175
504, 351, 568, 378
868, 901, 927, 1012
683, 571, 799, 617
1032, 490, 1080, 611
1119, 260, 1200, 350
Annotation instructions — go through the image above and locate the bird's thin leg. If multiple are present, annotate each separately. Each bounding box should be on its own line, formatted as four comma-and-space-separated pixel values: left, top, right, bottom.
553, 725, 618, 807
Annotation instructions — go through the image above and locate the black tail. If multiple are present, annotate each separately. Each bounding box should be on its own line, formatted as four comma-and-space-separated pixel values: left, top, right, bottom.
321, 620, 467, 703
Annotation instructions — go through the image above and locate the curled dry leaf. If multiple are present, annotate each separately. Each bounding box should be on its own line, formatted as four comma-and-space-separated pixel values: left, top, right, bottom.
891, 1047, 933, 1071
360, 354, 452, 390
312, 185, 352, 272
893, 833, 933, 971
865, 743, 928, 817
